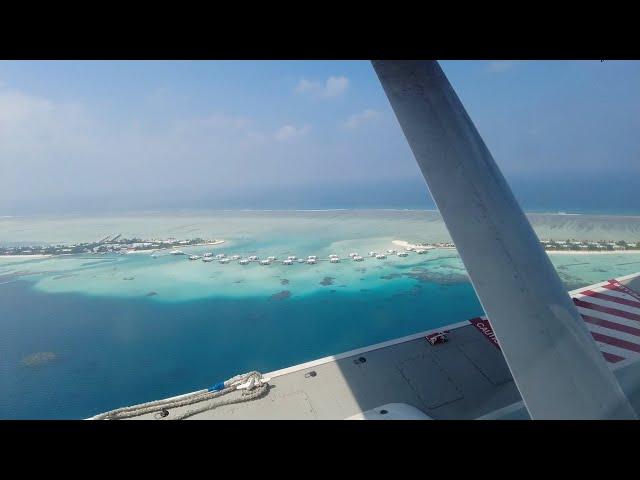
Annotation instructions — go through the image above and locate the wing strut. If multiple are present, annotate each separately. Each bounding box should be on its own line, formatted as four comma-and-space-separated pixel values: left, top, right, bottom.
372, 60, 636, 419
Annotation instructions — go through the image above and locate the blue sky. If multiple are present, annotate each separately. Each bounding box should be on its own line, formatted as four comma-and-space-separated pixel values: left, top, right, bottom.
1, 60, 639, 214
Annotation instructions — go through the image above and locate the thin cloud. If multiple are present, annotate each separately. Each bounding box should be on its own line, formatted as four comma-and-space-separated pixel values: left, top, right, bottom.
294, 76, 349, 98
275, 124, 311, 141
343, 109, 381, 129
174, 113, 252, 133
486, 61, 515, 73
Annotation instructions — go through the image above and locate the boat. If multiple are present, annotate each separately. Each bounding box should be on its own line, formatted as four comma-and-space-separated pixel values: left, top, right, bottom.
306, 258, 317, 264
353, 255, 364, 262
307, 255, 317, 261
368, 251, 377, 257
239, 259, 249, 265
170, 250, 185, 255
287, 255, 297, 261
202, 257, 214, 262
415, 249, 428, 254
219, 258, 230, 264
231, 255, 241, 260
282, 259, 293, 265
348, 252, 359, 258
375, 254, 386, 259
267, 256, 277, 261
297, 258, 306, 264
203, 252, 213, 258
215, 253, 226, 259
188, 255, 200, 260
397, 251, 409, 257
260, 259, 271, 265
387, 249, 397, 254
329, 257, 340, 263
248, 255, 259, 261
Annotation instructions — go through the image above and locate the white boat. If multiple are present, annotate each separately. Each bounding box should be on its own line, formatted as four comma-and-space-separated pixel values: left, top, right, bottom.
203, 252, 213, 258
348, 252, 359, 258
231, 255, 241, 260
368, 251, 377, 257
306, 258, 317, 264
215, 253, 226, 259
170, 250, 185, 255
307, 255, 317, 260
239, 259, 249, 265
287, 255, 297, 261
353, 255, 364, 262
330, 257, 340, 263
282, 259, 293, 265
248, 255, 259, 261
260, 259, 271, 265
188, 255, 200, 260
387, 249, 397, 254
375, 254, 387, 259
267, 256, 277, 261
202, 257, 214, 262
415, 249, 428, 254
397, 251, 409, 257
219, 258, 230, 264
297, 258, 306, 264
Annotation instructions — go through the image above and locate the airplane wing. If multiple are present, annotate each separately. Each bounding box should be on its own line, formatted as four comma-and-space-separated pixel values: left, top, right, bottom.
372, 60, 637, 419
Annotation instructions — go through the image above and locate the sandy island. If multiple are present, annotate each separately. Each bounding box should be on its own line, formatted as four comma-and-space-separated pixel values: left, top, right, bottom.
130, 239, 226, 253
392, 240, 640, 256
0, 254, 52, 259
546, 249, 640, 255
0, 240, 226, 258
392, 240, 454, 250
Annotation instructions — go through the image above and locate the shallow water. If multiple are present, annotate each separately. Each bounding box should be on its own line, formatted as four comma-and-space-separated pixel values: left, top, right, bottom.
2, 210, 640, 419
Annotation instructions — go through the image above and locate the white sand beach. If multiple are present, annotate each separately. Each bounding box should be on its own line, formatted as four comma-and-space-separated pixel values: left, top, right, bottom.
546, 249, 640, 255
0, 254, 52, 258
392, 240, 437, 250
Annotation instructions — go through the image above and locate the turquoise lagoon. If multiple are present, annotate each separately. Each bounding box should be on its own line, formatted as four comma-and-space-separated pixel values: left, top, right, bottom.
2, 210, 640, 419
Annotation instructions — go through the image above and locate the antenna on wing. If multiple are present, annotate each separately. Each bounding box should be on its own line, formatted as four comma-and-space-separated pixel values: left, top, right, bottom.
372, 60, 636, 419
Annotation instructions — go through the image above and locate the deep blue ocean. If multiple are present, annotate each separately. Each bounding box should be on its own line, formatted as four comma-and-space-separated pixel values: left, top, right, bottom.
0, 278, 480, 419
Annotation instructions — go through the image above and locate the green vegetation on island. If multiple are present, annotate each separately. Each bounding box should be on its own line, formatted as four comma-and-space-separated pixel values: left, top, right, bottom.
540, 239, 640, 251
0, 235, 223, 257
